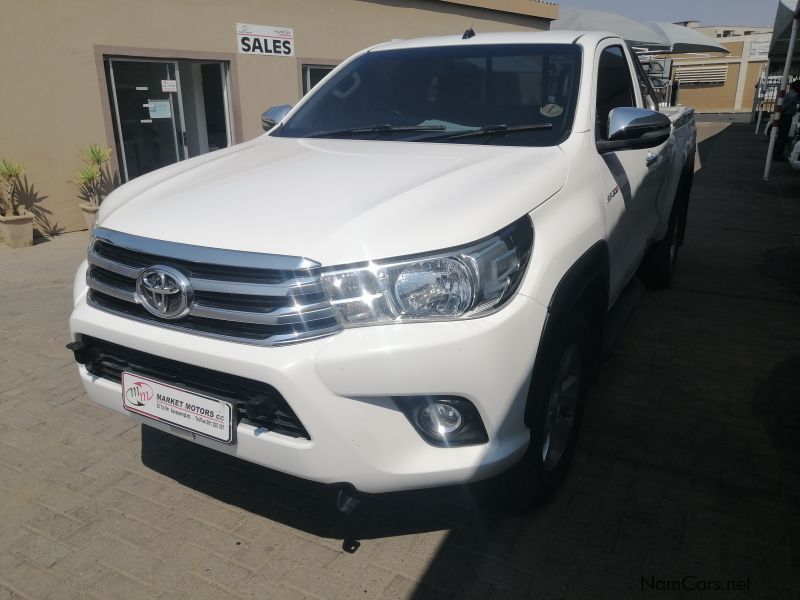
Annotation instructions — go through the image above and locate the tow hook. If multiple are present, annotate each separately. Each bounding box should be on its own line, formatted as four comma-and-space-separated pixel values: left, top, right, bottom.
335, 486, 363, 554
66, 340, 94, 364
336, 487, 361, 514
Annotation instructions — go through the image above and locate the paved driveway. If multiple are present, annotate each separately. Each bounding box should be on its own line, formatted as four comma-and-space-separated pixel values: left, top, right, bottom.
1, 120, 799, 600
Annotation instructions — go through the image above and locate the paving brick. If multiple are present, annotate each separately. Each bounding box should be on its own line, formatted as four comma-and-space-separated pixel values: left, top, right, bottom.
87, 570, 163, 600
193, 554, 254, 590
281, 560, 351, 599
24, 504, 85, 540
277, 536, 339, 569
237, 554, 297, 599
11, 530, 72, 569
381, 575, 424, 600
266, 585, 314, 600
0, 553, 66, 600
0, 585, 29, 600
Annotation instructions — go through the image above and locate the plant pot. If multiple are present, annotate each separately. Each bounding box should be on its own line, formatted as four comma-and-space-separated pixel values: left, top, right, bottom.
78, 202, 100, 230
0, 211, 34, 248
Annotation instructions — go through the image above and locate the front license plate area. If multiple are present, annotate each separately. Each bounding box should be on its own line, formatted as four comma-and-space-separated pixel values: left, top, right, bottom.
121, 372, 235, 444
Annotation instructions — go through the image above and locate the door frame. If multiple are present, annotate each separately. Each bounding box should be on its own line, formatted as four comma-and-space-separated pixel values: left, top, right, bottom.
107, 57, 188, 181
94, 45, 243, 182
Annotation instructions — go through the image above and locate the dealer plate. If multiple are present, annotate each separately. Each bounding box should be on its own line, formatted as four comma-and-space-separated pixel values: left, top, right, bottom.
121, 372, 235, 443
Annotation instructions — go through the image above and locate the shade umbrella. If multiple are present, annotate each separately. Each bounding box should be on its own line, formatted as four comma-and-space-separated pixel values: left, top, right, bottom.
769, 0, 800, 57
646, 22, 731, 54
552, 8, 670, 49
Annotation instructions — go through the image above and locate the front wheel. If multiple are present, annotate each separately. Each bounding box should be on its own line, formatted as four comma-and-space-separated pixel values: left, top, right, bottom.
500, 312, 590, 511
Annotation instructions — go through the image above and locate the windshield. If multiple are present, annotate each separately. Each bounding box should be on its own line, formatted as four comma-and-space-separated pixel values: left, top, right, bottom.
274, 44, 582, 146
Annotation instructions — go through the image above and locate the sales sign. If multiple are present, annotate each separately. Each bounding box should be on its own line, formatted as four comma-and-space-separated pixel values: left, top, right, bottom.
237, 23, 294, 57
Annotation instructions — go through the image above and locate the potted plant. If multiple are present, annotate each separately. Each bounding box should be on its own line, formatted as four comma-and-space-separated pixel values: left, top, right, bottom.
74, 144, 113, 229
0, 159, 33, 248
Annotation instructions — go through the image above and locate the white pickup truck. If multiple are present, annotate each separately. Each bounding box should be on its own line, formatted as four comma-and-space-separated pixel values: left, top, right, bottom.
69, 30, 696, 509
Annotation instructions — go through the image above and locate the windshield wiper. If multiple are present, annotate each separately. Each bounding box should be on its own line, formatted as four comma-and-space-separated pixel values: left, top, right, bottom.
307, 124, 446, 138
446, 123, 553, 140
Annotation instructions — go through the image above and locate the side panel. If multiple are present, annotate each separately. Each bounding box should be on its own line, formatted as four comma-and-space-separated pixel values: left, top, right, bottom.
591, 41, 671, 302
651, 111, 697, 241
518, 133, 607, 309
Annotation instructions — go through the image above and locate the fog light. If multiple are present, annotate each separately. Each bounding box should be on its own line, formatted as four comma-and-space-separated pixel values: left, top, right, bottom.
418, 402, 463, 436
393, 396, 488, 447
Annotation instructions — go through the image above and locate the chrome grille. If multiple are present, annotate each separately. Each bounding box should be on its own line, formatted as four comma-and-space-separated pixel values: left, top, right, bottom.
86, 228, 343, 346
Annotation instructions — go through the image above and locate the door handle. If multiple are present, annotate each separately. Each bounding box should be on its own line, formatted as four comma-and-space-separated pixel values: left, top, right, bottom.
646, 152, 659, 167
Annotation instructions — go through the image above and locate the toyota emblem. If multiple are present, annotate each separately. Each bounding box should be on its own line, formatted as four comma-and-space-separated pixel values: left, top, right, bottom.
136, 265, 193, 320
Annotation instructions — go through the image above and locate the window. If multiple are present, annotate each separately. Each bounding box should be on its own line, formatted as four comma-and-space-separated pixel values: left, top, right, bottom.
276, 44, 582, 147
302, 64, 335, 95
674, 65, 728, 85
595, 46, 636, 140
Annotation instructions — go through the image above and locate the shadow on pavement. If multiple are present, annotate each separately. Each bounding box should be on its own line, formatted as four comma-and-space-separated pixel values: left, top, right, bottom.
141, 423, 502, 543
757, 245, 800, 298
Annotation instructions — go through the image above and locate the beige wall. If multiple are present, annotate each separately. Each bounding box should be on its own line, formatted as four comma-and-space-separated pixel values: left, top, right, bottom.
721, 41, 745, 58
670, 39, 767, 112
0, 0, 550, 237
677, 63, 741, 111
743, 61, 764, 105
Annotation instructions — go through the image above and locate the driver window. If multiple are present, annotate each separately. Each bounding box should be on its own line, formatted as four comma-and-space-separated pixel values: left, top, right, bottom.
595, 46, 637, 140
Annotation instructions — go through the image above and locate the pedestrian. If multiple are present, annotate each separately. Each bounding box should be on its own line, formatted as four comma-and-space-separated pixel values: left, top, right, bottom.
774, 80, 800, 162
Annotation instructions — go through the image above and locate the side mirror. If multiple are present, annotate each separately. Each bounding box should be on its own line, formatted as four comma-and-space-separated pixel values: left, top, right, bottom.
597, 107, 671, 153
261, 104, 292, 131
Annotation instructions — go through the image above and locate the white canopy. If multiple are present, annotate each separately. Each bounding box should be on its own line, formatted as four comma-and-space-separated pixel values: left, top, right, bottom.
552, 8, 670, 48
646, 22, 730, 55
553, 8, 733, 55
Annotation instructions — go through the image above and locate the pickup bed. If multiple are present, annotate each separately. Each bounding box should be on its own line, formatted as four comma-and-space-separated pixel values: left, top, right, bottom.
69, 30, 696, 508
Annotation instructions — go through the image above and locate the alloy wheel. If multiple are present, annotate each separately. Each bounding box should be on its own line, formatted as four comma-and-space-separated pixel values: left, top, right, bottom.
541, 343, 581, 471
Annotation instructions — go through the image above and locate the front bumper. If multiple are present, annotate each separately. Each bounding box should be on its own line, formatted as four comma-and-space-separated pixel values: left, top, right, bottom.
70, 282, 547, 494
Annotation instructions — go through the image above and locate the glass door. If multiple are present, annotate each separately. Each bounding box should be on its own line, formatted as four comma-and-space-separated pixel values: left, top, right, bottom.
108, 59, 187, 180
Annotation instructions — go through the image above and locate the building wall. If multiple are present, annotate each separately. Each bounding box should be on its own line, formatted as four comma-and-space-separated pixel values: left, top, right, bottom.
670, 38, 769, 112
0, 0, 550, 237
677, 63, 742, 111
743, 61, 766, 107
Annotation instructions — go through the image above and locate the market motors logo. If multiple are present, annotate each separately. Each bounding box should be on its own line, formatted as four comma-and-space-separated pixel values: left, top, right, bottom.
125, 381, 154, 406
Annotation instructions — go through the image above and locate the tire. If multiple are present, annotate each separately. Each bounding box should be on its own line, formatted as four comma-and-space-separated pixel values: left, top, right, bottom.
500, 311, 591, 511
638, 174, 690, 290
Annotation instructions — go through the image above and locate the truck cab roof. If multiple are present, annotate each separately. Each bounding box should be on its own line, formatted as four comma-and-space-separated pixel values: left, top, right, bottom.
369, 30, 619, 52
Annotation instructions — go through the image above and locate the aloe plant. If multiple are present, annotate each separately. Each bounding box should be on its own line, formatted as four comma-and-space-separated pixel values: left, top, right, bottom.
0, 159, 26, 217
74, 144, 113, 206
74, 164, 103, 207
82, 144, 113, 167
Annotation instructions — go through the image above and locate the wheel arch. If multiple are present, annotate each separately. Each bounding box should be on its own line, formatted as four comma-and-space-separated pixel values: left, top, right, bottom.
524, 240, 609, 428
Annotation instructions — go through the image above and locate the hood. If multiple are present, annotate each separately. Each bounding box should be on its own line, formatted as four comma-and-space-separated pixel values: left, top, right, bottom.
100, 135, 568, 265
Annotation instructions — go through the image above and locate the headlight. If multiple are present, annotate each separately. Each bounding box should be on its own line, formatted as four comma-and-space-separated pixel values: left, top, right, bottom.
321, 216, 533, 326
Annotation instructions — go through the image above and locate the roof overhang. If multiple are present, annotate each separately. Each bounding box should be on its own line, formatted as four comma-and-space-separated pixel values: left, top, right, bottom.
435, 0, 559, 21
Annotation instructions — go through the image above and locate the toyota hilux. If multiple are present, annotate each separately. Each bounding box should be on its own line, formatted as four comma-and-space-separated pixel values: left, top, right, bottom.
68, 30, 696, 507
